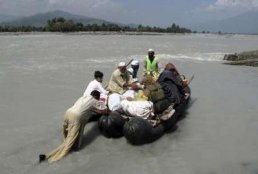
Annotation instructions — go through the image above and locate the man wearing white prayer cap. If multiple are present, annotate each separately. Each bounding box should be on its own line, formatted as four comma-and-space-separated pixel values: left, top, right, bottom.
107, 61, 134, 94
131, 60, 139, 66
148, 48, 154, 52
144, 48, 160, 79
118, 62, 126, 67
128, 60, 139, 79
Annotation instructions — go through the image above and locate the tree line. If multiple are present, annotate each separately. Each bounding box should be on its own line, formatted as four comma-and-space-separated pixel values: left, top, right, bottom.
0, 17, 192, 33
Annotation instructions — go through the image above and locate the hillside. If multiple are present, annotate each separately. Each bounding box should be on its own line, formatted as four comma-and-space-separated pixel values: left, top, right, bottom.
0, 10, 114, 27
192, 10, 258, 34
0, 14, 19, 23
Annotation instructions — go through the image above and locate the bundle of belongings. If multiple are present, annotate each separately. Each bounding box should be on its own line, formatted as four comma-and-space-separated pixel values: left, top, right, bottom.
106, 74, 176, 127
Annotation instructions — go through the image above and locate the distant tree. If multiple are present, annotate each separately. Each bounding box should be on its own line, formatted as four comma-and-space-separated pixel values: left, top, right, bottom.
165, 23, 191, 33
0, 17, 192, 33
91, 24, 99, 31
137, 24, 143, 31
57, 17, 65, 23
101, 23, 107, 31
76, 22, 84, 31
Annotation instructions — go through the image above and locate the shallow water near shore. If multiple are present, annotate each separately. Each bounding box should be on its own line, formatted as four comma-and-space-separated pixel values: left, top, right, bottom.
0, 33, 258, 174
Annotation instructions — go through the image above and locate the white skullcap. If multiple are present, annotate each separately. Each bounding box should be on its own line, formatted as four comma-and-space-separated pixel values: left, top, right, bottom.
131, 60, 139, 66
127, 67, 133, 74
148, 48, 154, 52
118, 62, 126, 67
133, 78, 138, 82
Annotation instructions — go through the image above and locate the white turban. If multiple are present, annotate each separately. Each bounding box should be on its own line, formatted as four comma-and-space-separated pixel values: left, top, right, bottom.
131, 60, 139, 66
118, 62, 126, 67
148, 48, 154, 52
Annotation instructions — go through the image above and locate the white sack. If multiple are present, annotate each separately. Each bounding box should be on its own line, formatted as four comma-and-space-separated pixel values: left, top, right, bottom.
108, 93, 122, 111
120, 100, 154, 119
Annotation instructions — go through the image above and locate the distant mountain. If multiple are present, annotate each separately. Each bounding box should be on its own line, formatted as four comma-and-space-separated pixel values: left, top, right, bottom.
0, 10, 115, 27
0, 14, 20, 23
192, 11, 258, 34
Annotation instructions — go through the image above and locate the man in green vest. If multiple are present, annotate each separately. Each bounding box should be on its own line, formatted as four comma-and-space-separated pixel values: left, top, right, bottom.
144, 48, 160, 79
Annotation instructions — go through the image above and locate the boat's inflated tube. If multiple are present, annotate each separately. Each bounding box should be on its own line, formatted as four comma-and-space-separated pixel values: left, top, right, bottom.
175, 86, 191, 120
184, 86, 191, 103
123, 86, 192, 145
101, 86, 191, 144
123, 117, 164, 145
98, 112, 126, 138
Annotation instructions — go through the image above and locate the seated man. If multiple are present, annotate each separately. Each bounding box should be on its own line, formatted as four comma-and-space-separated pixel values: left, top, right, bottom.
127, 60, 140, 79
107, 62, 136, 97
39, 90, 107, 163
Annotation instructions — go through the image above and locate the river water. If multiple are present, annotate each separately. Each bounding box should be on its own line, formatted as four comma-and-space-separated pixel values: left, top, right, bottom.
0, 33, 258, 174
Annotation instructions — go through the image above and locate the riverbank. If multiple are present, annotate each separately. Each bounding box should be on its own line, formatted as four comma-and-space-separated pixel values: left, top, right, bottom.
0, 31, 191, 36
223, 50, 258, 67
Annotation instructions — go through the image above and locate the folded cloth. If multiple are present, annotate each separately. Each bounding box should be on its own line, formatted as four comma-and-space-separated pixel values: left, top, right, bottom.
159, 104, 175, 121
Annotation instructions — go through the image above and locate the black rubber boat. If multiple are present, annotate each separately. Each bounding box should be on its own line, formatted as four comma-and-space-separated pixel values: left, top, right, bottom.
98, 86, 191, 145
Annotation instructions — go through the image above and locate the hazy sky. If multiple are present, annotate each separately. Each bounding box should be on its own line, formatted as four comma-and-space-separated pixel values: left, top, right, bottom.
1, 0, 258, 26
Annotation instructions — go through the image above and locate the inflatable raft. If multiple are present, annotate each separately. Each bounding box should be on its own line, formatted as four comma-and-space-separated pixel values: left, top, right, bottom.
98, 86, 191, 145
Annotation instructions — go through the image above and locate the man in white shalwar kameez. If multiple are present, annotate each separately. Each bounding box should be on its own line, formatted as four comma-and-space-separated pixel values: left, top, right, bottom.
83, 71, 109, 96
39, 90, 106, 163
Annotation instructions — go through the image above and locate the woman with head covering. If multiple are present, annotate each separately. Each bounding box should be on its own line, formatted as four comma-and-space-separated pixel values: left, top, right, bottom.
164, 63, 188, 86
158, 63, 186, 105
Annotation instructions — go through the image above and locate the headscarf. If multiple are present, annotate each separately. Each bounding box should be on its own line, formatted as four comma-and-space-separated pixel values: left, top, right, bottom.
165, 63, 180, 75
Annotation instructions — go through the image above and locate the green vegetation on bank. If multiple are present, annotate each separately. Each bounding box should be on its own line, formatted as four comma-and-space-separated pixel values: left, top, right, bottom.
236, 50, 258, 60
223, 50, 258, 67
0, 17, 191, 33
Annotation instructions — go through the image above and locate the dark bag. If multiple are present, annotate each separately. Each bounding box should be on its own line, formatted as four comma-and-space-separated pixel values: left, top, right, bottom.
148, 84, 165, 103
153, 98, 171, 114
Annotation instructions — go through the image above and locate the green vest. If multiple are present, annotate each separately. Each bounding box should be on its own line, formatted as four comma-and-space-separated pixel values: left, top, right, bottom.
146, 56, 158, 72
